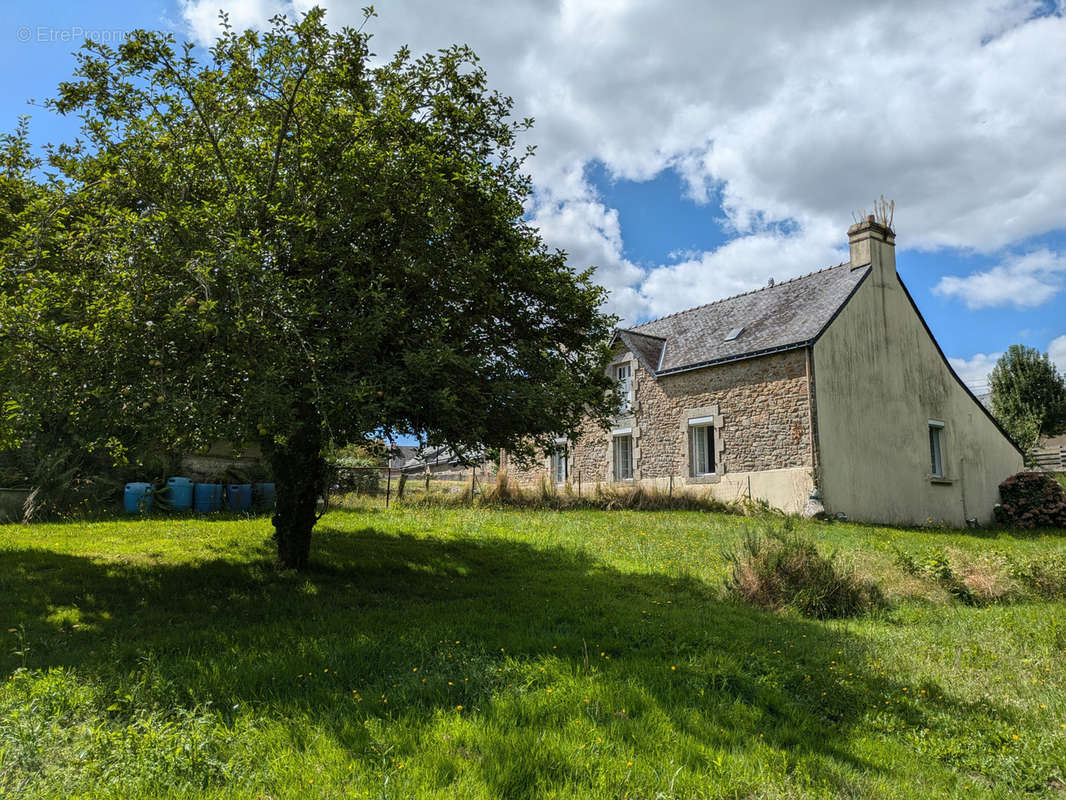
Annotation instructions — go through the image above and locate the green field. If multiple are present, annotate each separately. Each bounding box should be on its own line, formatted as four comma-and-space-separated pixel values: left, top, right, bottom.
1, 506, 1064, 799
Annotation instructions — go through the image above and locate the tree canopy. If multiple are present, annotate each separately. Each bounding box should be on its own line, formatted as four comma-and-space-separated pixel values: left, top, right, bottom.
0, 8, 619, 566
989, 344, 1066, 456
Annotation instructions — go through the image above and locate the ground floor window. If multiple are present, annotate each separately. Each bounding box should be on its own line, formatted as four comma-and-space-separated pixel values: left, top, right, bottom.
613, 434, 633, 480
690, 422, 715, 476
552, 448, 568, 482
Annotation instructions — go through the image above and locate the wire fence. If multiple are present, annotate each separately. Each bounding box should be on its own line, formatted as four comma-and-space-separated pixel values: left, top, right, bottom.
325, 464, 499, 507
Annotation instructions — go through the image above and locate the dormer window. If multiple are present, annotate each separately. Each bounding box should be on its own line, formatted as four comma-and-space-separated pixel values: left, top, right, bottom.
615, 364, 632, 414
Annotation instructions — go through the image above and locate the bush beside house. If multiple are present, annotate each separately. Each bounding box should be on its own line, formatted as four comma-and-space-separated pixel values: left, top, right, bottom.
993, 471, 1066, 528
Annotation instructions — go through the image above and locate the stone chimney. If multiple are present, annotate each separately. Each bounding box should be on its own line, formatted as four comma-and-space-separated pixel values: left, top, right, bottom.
848, 214, 896, 275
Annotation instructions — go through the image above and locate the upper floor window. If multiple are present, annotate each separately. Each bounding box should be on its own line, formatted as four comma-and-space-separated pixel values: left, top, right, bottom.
928, 420, 945, 478
689, 419, 715, 476
615, 364, 632, 414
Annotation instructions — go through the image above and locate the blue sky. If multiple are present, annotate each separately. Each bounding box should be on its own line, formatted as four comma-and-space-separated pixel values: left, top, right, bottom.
3, 0, 1066, 399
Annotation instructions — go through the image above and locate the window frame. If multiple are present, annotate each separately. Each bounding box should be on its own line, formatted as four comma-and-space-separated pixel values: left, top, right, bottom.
689, 420, 716, 477
680, 406, 723, 483
613, 433, 633, 481
551, 444, 569, 483
928, 419, 946, 479
615, 363, 632, 414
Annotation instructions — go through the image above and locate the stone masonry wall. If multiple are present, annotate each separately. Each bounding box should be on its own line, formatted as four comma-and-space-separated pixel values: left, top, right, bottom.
637, 348, 813, 479
504, 424, 607, 488
509, 348, 813, 488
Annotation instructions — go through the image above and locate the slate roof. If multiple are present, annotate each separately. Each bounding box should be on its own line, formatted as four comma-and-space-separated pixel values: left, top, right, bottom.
620, 262, 870, 376
387, 445, 420, 471
395, 445, 487, 473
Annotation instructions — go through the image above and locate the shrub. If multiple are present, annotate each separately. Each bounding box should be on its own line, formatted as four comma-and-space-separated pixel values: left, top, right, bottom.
993, 472, 1066, 528
20, 449, 125, 522
726, 527, 883, 618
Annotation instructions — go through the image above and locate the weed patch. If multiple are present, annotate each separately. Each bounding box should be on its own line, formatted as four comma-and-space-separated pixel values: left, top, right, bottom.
402, 468, 742, 514
1008, 552, 1066, 599
726, 524, 884, 618
895, 546, 1066, 604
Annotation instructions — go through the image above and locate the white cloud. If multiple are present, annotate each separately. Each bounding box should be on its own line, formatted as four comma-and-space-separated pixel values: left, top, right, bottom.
527, 191, 645, 322
1049, 335, 1066, 376
636, 221, 846, 321
948, 352, 1001, 394
179, 0, 289, 44
932, 249, 1066, 309
177, 0, 1066, 321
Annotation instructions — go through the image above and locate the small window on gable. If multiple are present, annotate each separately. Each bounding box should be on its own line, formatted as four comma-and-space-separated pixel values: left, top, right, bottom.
613, 434, 633, 480
689, 417, 716, 476
929, 420, 945, 478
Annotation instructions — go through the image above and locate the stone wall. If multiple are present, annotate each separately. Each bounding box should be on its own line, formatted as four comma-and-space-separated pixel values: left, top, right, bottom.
634, 348, 813, 479
509, 347, 815, 503
504, 423, 610, 489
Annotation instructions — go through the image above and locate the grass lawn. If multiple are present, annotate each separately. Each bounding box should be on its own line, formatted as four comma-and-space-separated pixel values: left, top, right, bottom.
1, 505, 1064, 799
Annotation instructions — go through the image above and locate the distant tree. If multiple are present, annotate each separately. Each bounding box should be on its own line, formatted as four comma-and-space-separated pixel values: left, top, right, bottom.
0, 9, 619, 567
989, 345, 1066, 456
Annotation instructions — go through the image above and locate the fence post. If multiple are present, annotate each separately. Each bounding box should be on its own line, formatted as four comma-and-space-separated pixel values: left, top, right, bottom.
669, 475, 673, 497
386, 468, 392, 508
578, 470, 582, 497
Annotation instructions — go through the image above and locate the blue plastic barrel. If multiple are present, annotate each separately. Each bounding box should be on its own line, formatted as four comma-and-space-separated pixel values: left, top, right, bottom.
227, 484, 252, 512
254, 482, 276, 511
124, 482, 154, 514
193, 483, 223, 512
166, 477, 194, 511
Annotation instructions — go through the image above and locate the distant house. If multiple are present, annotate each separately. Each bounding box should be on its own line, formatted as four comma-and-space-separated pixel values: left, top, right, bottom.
510, 217, 1023, 526
393, 445, 493, 478
387, 445, 421, 473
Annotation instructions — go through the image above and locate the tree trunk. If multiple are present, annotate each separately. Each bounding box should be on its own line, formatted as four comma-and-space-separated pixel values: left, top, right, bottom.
269, 407, 324, 570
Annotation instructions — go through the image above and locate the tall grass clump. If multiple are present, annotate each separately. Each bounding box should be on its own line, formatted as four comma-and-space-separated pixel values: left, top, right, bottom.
403, 471, 739, 513
726, 524, 883, 618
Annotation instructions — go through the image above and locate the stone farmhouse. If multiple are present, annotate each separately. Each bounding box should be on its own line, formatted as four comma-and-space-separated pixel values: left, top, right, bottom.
510, 217, 1023, 526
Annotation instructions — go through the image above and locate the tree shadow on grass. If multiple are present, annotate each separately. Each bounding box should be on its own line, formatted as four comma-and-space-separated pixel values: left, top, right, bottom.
0, 521, 1041, 797
826, 516, 1066, 541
